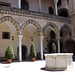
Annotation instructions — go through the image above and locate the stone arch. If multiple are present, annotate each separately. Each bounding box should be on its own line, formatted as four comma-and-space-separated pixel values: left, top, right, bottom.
43, 22, 59, 37
60, 24, 72, 37
21, 19, 43, 36
0, 16, 20, 35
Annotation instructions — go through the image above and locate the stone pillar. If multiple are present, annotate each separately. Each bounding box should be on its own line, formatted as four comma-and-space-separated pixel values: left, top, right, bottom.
39, 36, 44, 60
18, 0, 21, 8
39, 0, 41, 12
57, 37, 61, 53
54, 0, 58, 15
18, 35, 23, 61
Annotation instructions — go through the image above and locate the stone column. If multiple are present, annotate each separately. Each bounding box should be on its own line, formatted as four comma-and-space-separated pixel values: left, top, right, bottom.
18, 0, 21, 8
39, 36, 44, 60
57, 37, 61, 53
54, 0, 58, 15
39, 0, 41, 12
18, 35, 23, 61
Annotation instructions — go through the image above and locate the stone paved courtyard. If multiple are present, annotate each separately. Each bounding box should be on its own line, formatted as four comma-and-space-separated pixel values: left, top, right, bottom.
0, 60, 75, 75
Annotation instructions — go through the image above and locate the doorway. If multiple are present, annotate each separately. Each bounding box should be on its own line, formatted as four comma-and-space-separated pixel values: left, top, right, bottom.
17, 45, 27, 61
22, 45, 27, 61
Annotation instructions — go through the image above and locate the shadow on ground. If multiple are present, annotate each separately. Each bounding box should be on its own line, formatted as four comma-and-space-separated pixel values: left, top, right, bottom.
41, 67, 65, 72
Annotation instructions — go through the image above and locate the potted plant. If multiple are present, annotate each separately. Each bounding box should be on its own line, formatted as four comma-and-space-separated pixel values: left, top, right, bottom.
5, 44, 14, 63
30, 43, 37, 61
51, 42, 56, 53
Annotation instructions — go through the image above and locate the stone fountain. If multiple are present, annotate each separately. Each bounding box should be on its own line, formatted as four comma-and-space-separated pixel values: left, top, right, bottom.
44, 53, 73, 71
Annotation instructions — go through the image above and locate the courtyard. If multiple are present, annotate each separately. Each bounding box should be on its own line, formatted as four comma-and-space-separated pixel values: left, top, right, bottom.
0, 60, 75, 75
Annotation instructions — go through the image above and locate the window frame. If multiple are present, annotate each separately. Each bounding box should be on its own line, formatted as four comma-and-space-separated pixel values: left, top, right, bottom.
2, 32, 10, 39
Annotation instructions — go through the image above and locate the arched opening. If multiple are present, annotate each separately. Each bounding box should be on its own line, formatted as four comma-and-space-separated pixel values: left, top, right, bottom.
60, 26, 71, 39
0, 21, 18, 59
57, 0, 61, 6
58, 9, 68, 17
17, 45, 27, 61
21, 0, 29, 10
60, 24, 72, 37
22, 45, 27, 61
65, 40, 75, 55
60, 28, 70, 38
59, 11, 68, 17
48, 7, 54, 15
50, 30, 55, 39
60, 25, 72, 53
21, 20, 42, 60
43, 22, 58, 54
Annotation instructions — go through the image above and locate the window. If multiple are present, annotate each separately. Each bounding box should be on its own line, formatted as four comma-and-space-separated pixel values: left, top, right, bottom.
57, 0, 61, 6
49, 7, 54, 15
2, 32, 10, 39
21, 0, 29, 10
0, 1, 11, 7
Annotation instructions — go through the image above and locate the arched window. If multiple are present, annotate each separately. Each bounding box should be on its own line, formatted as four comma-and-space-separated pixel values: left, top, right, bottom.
50, 31, 55, 38
58, 8, 68, 17
59, 11, 68, 17
57, 0, 61, 6
21, 0, 29, 10
48, 7, 54, 15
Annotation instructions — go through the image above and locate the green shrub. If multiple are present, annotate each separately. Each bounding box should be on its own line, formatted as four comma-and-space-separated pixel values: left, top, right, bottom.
51, 42, 56, 53
5, 44, 14, 59
30, 43, 37, 58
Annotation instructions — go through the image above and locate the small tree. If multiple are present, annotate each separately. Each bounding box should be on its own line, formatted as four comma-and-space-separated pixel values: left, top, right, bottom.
30, 43, 37, 58
5, 44, 14, 59
51, 42, 56, 53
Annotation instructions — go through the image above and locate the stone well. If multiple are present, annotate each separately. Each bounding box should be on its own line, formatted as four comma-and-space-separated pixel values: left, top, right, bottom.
44, 53, 73, 71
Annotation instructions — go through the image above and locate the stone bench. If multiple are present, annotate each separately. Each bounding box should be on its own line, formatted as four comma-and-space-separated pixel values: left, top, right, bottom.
44, 53, 73, 71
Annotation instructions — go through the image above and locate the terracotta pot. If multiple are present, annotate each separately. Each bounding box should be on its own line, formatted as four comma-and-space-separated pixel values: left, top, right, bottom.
32, 58, 36, 61
7, 59, 12, 63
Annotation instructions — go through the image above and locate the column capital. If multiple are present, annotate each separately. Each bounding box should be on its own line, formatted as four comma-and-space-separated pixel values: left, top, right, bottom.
39, 36, 44, 39
18, 35, 23, 40
54, 0, 58, 4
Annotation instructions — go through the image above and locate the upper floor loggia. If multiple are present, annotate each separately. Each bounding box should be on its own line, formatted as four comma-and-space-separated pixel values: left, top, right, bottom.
0, 0, 69, 17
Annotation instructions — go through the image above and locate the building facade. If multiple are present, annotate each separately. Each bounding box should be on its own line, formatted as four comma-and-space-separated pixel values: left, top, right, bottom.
0, 0, 74, 61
